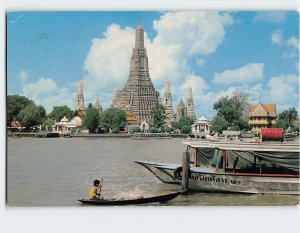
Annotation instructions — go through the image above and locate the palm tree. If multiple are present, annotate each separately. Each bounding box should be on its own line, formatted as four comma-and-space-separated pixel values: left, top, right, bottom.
278, 108, 298, 127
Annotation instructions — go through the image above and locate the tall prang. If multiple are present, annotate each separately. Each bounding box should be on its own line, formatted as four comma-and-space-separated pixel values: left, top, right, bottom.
176, 97, 186, 120
76, 80, 85, 111
163, 78, 175, 126
113, 22, 160, 123
186, 83, 196, 120
94, 93, 102, 113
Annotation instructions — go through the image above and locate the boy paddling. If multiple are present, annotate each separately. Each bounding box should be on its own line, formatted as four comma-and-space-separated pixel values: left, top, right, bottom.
89, 178, 103, 200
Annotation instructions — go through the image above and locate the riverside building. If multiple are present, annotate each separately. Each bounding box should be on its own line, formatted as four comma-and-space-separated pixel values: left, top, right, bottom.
248, 103, 277, 131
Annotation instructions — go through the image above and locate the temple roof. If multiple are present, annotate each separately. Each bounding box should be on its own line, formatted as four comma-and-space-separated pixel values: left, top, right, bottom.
249, 103, 276, 116
125, 111, 139, 125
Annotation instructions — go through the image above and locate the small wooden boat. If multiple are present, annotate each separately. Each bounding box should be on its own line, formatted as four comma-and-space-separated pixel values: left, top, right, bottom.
78, 191, 180, 206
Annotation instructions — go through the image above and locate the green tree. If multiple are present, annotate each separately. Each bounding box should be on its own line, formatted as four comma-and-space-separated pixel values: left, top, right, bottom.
274, 119, 288, 129
213, 90, 249, 129
42, 118, 55, 129
232, 116, 251, 131
292, 124, 299, 132
48, 105, 74, 122
83, 104, 100, 133
7, 95, 33, 126
149, 128, 158, 133
111, 127, 120, 133
165, 127, 174, 133
99, 108, 126, 132
18, 104, 46, 129
277, 108, 298, 128
149, 104, 167, 132
132, 127, 141, 133
171, 116, 194, 131
181, 125, 191, 134
210, 116, 229, 133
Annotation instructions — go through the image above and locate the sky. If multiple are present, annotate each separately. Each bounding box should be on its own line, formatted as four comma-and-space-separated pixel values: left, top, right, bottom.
7, 11, 299, 119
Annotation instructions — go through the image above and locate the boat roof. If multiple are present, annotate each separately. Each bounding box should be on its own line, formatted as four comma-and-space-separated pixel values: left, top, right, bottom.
182, 140, 300, 152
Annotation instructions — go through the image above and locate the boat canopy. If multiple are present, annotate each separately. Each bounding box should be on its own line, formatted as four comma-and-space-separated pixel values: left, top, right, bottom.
183, 141, 300, 153
193, 145, 299, 173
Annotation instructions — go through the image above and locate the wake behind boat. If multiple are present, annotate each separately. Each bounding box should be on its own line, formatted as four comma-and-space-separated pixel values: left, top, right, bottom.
135, 140, 300, 195
78, 191, 181, 205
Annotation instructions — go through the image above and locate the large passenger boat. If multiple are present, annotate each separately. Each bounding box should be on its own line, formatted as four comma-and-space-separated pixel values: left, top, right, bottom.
135, 140, 299, 195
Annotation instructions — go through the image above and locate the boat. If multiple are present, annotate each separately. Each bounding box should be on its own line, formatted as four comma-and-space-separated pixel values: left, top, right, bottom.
135, 140, 300, 195
131, 133, 172, 140
78, 191, 181, 205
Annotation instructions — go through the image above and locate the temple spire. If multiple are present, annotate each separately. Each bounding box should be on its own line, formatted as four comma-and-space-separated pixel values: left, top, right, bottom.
186, 83, 196, 120
163, 78, 175, 126
135, 22, 144, 49
94, 92, 102, 113
112, 21, 160, 123
76, 79, 85, 111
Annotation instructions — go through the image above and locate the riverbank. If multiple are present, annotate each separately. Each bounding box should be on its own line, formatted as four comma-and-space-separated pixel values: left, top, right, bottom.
7, 132, 188, 138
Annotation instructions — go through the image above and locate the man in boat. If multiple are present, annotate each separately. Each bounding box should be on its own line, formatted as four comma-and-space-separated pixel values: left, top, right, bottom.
89, 178, 103, 200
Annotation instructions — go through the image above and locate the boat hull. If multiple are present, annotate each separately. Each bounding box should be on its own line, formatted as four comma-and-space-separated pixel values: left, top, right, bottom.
78, 192, 180, 205
188, 172, 299, 195
135, 161, 300, 195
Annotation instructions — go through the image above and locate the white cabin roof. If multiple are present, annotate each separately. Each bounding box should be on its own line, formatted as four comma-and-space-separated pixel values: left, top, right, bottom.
182, 140, 300, 152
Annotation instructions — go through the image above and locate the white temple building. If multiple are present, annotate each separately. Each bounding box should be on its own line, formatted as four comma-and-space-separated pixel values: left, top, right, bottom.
53, 116, 83, 134
191, 116, 211, 138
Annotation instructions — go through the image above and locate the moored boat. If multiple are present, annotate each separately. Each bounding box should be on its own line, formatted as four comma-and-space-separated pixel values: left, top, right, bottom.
78, 191, 180, 205
135, 140, 300, 195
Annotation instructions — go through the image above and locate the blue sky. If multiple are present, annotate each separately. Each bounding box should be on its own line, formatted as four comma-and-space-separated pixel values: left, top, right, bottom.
7, 11, 299, 119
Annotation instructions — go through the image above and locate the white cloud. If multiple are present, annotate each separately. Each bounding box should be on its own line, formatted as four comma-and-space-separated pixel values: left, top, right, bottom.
271, 33, 299, 66
196, 58, 206, 67
283, 36, 299, 66
19, 70, 28, 81
21, 77, 75, 113
35, 91, 76, 114
267, 74, 299, 104
84, 24, 135, 89
83, 11, 234, 112
22, 77, 57, 97
253, 12, 288, 23
286, 36, 299, 50
271, 30, 283, 44
247, 83, 264, 103
180, 74, 208, 92
212, 63, 264, 85
152, 11, 233, 57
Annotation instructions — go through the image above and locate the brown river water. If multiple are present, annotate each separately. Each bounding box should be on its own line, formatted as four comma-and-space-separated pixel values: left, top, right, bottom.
6, 137, 299, 206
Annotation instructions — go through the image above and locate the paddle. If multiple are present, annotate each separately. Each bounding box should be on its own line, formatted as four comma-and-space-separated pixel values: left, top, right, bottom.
97, 177, 104, 199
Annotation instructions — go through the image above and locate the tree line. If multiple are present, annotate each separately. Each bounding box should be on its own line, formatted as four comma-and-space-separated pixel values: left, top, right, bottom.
7, 94, 299, 133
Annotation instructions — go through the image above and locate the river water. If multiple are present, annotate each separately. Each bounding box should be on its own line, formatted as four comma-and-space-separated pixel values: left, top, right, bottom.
7, 137, 299, 206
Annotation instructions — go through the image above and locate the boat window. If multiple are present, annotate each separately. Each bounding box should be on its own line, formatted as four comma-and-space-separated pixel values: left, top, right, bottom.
211, 150, 218, 168
217, 155, 223, 169
196, 147, 217, 167
225, 150, 299, 175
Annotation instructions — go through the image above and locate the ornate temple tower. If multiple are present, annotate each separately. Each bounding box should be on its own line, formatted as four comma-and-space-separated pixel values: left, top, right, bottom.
111, 88, 118, 108
186, 84, 196, 120
113, 23, 160, 123
163, 79, 175, 126
76, 80, 85, 111
176, 97, 186, 121
94, 93, 102, 113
